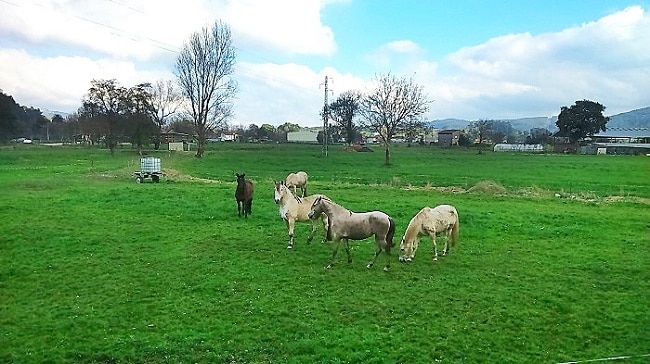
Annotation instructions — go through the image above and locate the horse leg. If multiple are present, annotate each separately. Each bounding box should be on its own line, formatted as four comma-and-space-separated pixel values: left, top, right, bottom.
442, 231, 450, 256
327, 239, 342, 269
383, 245, 391, 272
429, 232, 439, 261
306, 219, 317, 244
287, 219, 295, 249
366, 247, 381, 269
344, 238, 352, 264
237, 201, 242, 217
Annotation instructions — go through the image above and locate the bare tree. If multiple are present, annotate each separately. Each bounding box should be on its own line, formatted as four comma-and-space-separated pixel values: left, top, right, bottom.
329, 90, 362, 146
360, 73, 431, 165
150, 79, 182, 149
175, 20, 237, 157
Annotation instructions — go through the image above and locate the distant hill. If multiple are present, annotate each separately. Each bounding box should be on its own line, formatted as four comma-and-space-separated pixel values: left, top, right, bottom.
427, 106, 650, 132
607, 107, 650, 128
427, 116, 557, 132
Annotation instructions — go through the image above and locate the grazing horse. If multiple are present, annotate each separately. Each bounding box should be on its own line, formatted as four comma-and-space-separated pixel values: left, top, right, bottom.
399, 205, 459, 262
235, 173, 254, 218
274, 181, 328, 249
285, 171, 308, 197
307, 196, 396, 272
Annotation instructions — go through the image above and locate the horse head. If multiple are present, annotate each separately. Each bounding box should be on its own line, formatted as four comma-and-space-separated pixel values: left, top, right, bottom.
273, 180, 285, 204
307, 196, 328, 219
399, 235, 416, 262
236, 173, 246, 184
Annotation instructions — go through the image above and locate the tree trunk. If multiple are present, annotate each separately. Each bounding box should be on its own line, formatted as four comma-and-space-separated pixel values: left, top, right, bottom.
195, 140, 205, 158
384, 144, 391, 165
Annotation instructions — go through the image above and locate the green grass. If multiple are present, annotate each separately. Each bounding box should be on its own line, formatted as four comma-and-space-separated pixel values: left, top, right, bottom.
1, 144, 648, 363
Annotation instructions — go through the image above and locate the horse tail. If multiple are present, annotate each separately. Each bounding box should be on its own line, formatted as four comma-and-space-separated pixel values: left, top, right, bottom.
450, 214, 460, 247
386, 216, 396, 248
326, 215, 333, 241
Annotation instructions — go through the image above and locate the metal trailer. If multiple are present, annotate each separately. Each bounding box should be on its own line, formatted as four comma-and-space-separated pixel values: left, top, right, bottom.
134, 157, 163, 183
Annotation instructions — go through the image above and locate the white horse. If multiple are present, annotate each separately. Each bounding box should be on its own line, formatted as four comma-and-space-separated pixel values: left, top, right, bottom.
285, 171, 308, 197
274, 181, 328, 249
307, 196, 396, 272
399, 205, 460, 262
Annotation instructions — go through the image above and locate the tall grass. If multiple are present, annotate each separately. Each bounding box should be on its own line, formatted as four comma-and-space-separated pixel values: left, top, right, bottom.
1, 144, 648, 363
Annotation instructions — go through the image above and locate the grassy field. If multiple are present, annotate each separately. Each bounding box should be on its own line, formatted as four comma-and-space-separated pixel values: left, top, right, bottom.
1, 143, 648, 363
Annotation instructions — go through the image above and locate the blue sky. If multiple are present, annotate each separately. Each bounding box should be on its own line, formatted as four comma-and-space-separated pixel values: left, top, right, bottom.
1, 0, 649, 128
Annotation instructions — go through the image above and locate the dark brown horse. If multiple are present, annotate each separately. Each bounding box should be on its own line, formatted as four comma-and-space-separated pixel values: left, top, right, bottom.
235, 173, 254, 218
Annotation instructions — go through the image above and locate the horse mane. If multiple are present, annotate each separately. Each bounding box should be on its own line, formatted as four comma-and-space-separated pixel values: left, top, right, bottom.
402, 213, 422, 246
278, 180, 302, 203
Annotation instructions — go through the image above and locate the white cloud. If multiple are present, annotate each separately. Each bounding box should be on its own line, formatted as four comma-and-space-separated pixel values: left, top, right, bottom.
416, 5, 650, 119
233, 62, 367, 127
0, 2, 648, 126
0, 49, 171, 112
225, 0, 338, 56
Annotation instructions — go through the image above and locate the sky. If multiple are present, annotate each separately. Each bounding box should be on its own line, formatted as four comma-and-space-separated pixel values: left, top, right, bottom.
1, 0, 649, 128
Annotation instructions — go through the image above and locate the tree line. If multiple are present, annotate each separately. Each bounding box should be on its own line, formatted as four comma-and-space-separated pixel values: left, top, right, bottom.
0, 18, 608, 163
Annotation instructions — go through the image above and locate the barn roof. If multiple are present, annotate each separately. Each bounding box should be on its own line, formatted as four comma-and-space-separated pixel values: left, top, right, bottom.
592, 128, 650, 138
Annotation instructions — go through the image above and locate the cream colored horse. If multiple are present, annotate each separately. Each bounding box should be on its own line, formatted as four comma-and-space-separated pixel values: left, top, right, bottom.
285, 171, 308, 197
274, 181, 328, 249
307, 196, 396, 272
399, 205, 459, 262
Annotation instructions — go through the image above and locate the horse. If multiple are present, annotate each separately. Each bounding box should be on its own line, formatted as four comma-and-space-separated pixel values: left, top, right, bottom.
307, 196, 396, 272
235, 173, 254, 218
399, 204, 459, 262
274, 181, 328, 249
285, 171, 308, 197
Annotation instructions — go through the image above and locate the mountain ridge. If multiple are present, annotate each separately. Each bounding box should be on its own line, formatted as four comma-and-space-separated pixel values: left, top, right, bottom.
427, 106, 650, 131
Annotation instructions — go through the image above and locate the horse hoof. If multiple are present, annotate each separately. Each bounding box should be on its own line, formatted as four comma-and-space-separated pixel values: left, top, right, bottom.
433, 257, 438, 261
366, 264, 373, 269
325, 264, 332, 269
287, 245, 293, 249
383, 266, 389, 272
407, 258, 412, 262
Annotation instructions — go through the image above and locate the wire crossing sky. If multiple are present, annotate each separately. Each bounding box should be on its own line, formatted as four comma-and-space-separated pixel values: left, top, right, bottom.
1, 0, 649, 127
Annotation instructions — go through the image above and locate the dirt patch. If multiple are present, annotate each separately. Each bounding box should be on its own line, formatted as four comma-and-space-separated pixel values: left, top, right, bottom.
163, 168, 218, 183
467, 180, 507, 195
344, 145, 374, 152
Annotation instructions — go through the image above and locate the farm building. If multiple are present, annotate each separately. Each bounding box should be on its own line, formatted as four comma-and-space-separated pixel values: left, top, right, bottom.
493, 144, 544, 152
582, 128, 650, 155
438, 130, 461, 147
287, 130, 319, 143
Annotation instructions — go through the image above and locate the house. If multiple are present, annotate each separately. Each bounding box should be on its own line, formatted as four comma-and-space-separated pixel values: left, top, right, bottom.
437, 130, 461, 147
582, 128, 650, 155
220, 132, 238, 142
287, 130, 319, 143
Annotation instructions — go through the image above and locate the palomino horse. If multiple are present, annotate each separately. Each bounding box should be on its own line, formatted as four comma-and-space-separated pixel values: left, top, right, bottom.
285, 171, 308, 197
235, 173, 254, 218
307, 196, 396, 271
274, 181, 328, 249
399, 204, 459, 262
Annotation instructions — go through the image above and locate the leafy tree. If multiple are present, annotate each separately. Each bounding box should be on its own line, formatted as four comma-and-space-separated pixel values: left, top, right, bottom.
360, 73, 431, 165
79, 79, 126, 153
175, 20, 237, 157
556, 99, 608, 144
123, 83, 157, 153
0, 91, 19, 141
276, 122, 301, 143
168, 118, 195, 135
259, 123, 276, 141
329, 90, 361, 145
527, 128, 552, 144
79, 79, 156, 154
467, 119, 515, 153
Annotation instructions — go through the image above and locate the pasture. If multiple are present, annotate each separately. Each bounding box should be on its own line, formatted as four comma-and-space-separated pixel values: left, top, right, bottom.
1, 143, 648, 363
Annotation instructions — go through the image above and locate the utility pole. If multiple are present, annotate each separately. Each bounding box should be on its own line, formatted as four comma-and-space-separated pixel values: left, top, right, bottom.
320, 76, 331, 157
